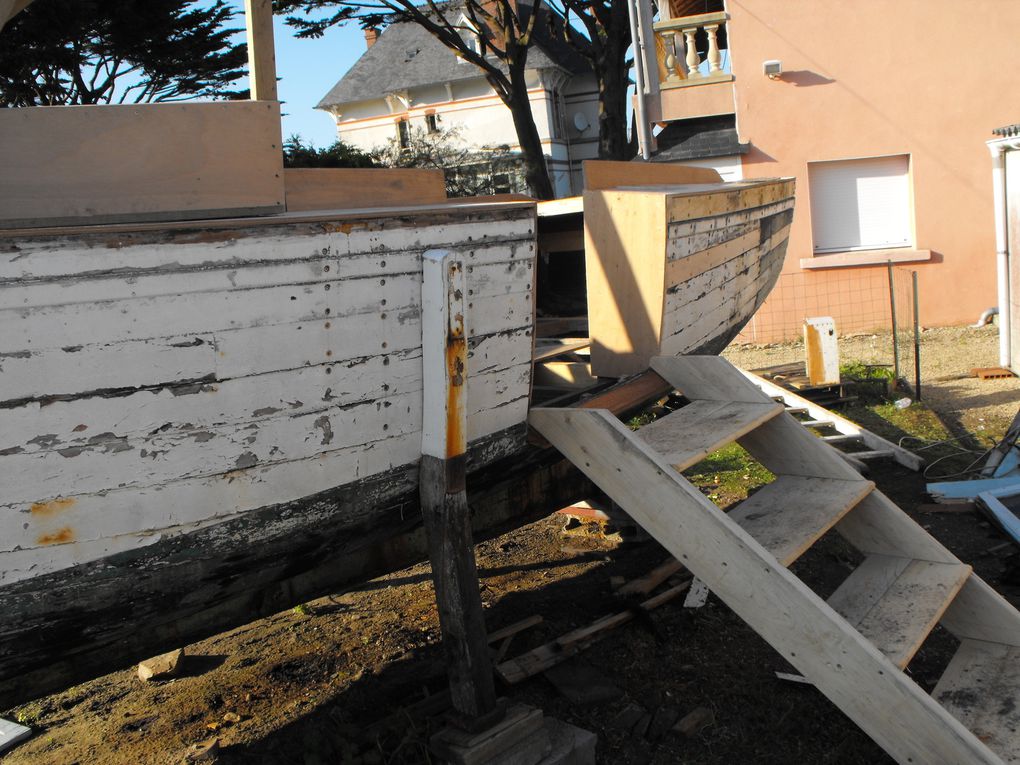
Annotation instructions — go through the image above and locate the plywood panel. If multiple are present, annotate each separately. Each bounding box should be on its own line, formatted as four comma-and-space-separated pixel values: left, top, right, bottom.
584, 189, 667, 378
0, 101, 285, 228
284, 168, 447, 211
583, 160, 722, 190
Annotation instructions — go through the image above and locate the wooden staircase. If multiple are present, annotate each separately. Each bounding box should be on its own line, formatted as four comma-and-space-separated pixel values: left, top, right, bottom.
530, 356, 1020, 765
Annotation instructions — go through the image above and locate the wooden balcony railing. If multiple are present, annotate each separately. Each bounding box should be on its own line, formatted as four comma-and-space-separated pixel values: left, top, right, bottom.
652, 11, 733, 89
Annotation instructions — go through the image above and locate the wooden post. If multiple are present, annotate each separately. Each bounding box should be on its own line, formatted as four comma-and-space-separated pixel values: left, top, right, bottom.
420, 249, 501, 727
243, 0, 278, 102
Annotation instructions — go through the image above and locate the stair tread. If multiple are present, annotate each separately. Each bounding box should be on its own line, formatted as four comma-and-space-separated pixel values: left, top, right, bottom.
828, 554, 972, 668
933, 638, 1020, 763
729, 476, 874, 566
637, 399, 783, 471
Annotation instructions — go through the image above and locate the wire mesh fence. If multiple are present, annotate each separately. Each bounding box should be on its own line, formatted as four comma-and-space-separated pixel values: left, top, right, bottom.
732, 263, 923, 395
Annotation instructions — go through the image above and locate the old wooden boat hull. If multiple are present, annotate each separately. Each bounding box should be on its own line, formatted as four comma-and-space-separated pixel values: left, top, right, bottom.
0, 176, 793, 707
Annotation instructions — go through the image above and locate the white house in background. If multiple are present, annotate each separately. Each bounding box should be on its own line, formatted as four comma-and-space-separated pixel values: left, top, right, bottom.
316, 5, 600, 197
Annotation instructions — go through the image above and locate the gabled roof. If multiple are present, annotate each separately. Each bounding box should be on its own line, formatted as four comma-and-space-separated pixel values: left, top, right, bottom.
318, 4, 590, 110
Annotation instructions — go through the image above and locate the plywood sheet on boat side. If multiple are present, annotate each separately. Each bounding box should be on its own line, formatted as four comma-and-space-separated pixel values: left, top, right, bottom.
584, 189, 667, 378
583, 160, 722, 191
0, 101, 285, 228
284, 168, 447, 212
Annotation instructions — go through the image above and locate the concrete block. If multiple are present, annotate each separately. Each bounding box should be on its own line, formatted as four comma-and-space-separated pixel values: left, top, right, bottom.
137, 648, 184, 682
538, 718, 597, 765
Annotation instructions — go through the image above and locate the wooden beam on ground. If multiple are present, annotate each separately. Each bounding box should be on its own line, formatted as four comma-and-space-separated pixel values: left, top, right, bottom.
420, 250, 500, 726
244, 0, 278, 102
616, 557, 683, 597
496, 577, 692, 683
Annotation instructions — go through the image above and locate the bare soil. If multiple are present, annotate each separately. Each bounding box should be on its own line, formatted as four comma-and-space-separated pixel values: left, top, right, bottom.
5, 327, 1020, 765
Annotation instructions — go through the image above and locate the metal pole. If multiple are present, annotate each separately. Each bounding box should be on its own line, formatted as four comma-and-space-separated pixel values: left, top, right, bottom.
912, 270, 921, 400
887, 262, 900, 383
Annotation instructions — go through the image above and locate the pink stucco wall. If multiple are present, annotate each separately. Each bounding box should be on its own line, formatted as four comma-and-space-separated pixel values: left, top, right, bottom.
720, 0, 1020, 339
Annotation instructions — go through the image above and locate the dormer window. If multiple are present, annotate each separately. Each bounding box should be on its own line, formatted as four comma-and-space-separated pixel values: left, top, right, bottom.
456, 14, 481, 60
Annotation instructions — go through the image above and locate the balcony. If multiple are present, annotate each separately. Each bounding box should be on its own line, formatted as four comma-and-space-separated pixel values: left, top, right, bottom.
649, 11, 735, 123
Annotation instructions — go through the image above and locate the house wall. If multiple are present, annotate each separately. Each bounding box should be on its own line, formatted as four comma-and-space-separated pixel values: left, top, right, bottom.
719, 0, 1020, 340
327, 70, 599, 198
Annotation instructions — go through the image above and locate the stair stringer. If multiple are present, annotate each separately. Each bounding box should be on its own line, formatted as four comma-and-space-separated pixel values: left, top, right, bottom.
529, 406, 1003, 765
652, 355, 1020, 654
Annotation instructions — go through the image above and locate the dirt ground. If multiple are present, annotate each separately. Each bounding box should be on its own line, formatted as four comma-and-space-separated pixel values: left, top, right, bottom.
5, 326, 1020, 765
725, 324, 1020, 440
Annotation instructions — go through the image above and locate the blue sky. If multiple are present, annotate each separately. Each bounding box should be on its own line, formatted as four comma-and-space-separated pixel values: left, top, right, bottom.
228, 2, 365, 148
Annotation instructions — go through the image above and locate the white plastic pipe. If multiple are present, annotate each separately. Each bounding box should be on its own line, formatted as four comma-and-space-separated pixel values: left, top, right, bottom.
627, 0, 653, 160
989, 142, 1010, 368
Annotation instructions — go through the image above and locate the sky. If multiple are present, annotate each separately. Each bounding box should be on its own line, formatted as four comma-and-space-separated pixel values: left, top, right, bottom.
228, 2, 366, 148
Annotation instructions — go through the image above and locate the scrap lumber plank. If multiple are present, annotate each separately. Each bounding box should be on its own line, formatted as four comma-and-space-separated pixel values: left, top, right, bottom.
616, 557, 683, 597
496, 579, 692, 684
487, 615, 543, 645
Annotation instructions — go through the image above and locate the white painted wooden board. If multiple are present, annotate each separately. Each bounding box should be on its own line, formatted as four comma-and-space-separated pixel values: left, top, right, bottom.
0, 205, 537, 582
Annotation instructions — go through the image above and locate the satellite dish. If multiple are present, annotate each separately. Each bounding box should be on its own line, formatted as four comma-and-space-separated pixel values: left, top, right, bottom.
573, 112, 590, 132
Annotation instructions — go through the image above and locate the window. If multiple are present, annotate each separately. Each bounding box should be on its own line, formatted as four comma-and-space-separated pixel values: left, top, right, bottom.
808, 155, 911, 253
426, 113, 439, 133
396, 119, 410, 149
457, 14, 481, 60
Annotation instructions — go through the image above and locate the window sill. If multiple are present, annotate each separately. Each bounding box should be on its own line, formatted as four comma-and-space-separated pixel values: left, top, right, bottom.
799, 248, 931, 270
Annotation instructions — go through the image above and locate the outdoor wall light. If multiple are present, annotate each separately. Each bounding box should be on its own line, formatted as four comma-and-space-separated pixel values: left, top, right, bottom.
763, 60, 783, 79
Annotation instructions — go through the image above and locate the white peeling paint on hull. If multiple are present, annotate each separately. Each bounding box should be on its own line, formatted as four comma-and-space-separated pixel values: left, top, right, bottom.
0, 203, 538, 584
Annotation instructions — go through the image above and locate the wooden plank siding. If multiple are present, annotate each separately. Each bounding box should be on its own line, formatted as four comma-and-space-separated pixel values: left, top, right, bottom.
0, 203, 537, 584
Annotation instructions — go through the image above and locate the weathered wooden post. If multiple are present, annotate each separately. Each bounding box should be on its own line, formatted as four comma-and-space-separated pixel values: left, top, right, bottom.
420, 249, 501, 726
420, 250, 596, 764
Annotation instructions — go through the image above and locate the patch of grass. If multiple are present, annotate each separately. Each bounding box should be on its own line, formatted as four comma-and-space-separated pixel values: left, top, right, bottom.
839, 361, 896, 382
292, 603, 310, 616
14, 702, 44, 726
683, 443, 774, 507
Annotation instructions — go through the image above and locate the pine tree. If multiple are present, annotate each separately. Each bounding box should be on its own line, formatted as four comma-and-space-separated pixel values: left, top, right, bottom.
0, 0, 247, 106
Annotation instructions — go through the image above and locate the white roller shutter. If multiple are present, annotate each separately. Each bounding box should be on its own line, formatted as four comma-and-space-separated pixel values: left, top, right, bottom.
808, 155, 911, 252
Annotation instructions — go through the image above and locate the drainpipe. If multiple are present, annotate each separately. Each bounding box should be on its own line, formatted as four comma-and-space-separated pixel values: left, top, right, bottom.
627, 0, 653, 160
989, 141, 1010, 369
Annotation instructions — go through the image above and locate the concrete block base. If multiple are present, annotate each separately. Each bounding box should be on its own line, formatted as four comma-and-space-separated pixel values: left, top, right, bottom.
430, 704, 596, 765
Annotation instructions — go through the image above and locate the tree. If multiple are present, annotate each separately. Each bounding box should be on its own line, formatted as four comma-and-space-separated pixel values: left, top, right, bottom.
554, 0, 632, 162
283, 134, 382, 168
376, 124, 525, 197
278, 0, 572, 199
0, 0, 247, 106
